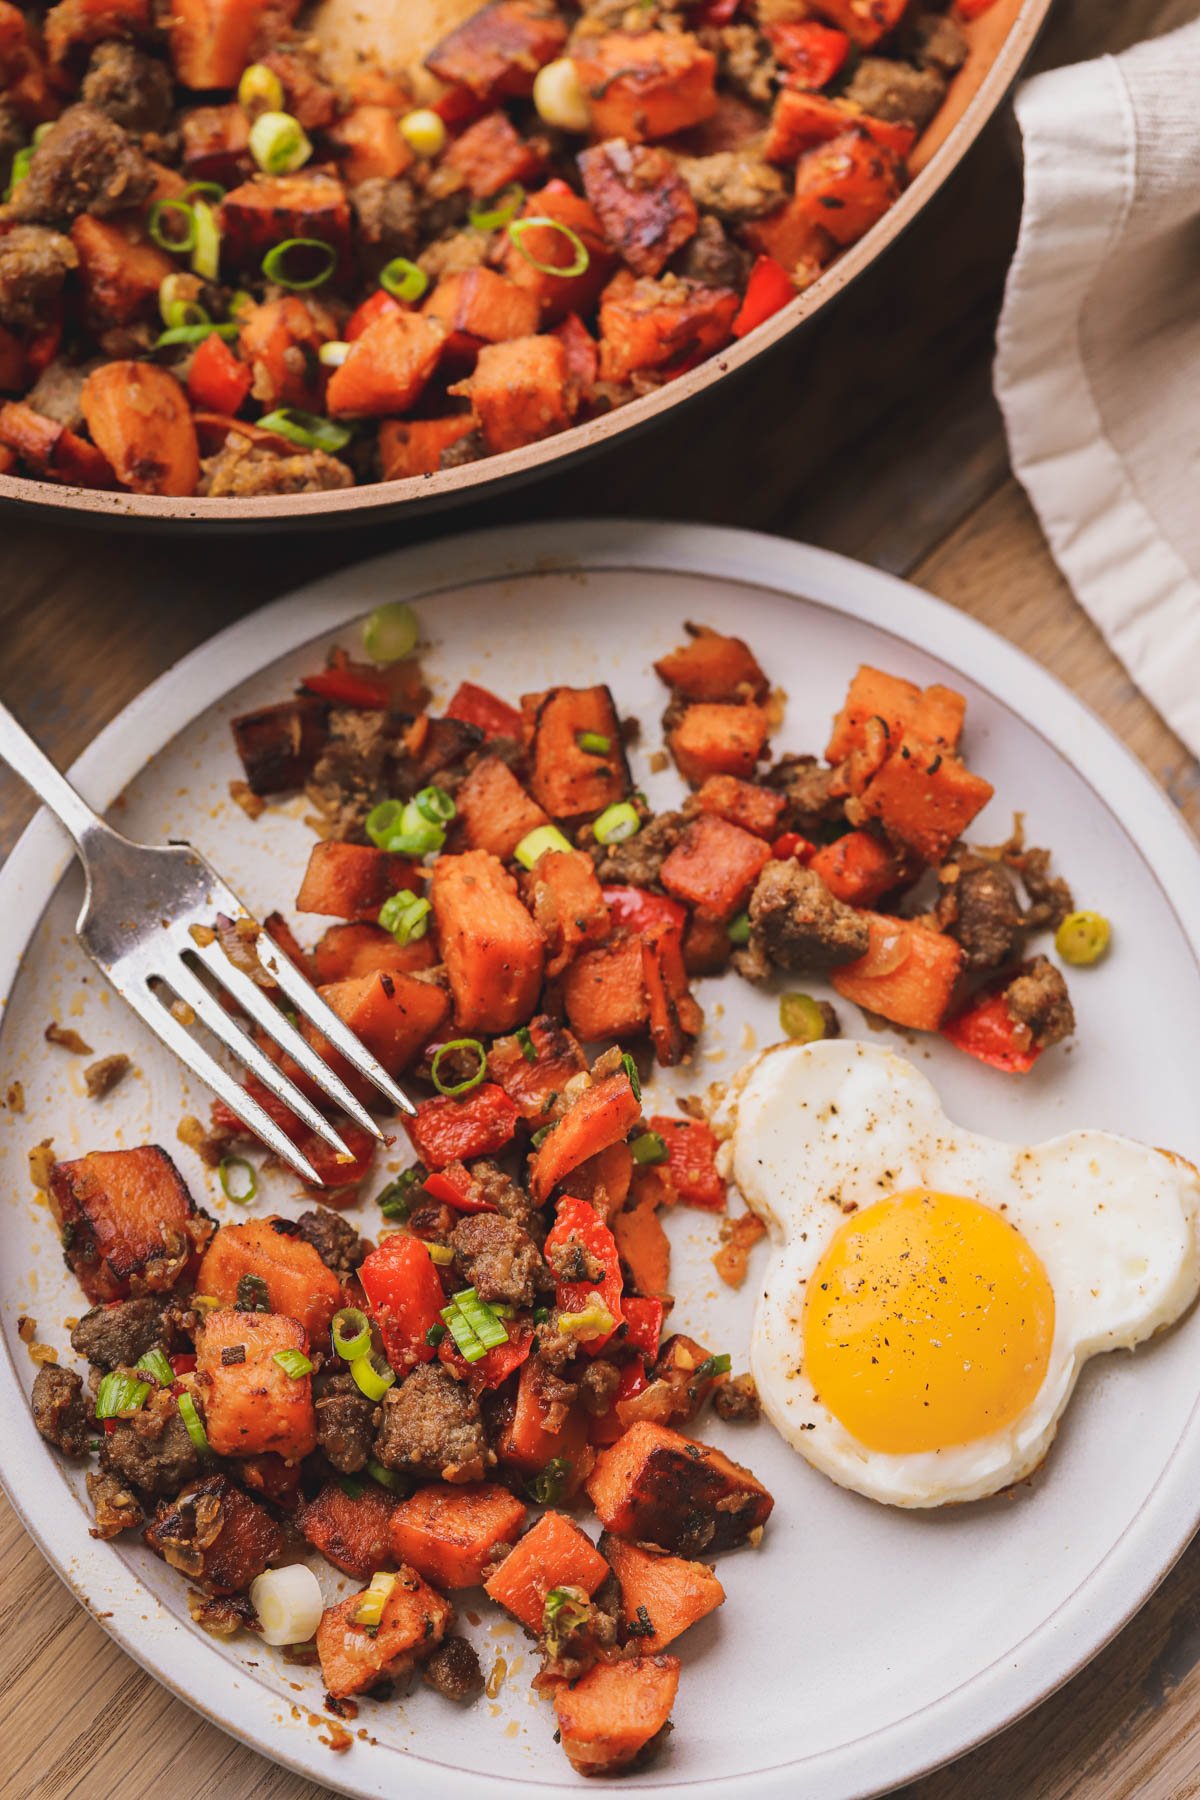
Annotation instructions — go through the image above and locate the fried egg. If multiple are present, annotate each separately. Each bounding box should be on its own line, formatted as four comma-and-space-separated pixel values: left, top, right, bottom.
716, 1040, 1200, 1507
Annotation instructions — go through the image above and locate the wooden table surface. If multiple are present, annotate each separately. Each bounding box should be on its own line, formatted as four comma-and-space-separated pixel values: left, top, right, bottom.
3, 1, 1200, 1793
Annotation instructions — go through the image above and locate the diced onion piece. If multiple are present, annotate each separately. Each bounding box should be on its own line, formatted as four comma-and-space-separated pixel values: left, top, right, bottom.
399, 108, 446, 157
533, 57, 591, 133
318, 339, 350, 368
515, 823, 573, 869
251, 1564, 324, 1646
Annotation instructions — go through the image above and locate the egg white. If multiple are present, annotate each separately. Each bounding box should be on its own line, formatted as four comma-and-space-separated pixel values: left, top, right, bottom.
715, 1041, 1200, 1508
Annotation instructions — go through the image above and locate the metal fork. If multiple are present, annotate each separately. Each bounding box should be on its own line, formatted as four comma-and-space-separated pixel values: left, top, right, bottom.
0, 702, 415, 1186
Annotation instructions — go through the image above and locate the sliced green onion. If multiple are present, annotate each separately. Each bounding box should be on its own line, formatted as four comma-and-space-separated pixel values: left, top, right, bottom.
261, 236, 335, 291
593, 802, 639, 845
350, 1352, 397, 1400
515, 1025, 537, 1064
160, 272, 209, 330
543, 1585, 590, 1648
415, 784, 456, 824
318, 339, 350, 368
154, 322, 239, 348
525, 1455, 570, 1505
507, 215, 589, 279
452, 1286, 509, 1349
367, 1458, 401, 1490
182, 179, 226, 203
273, 1348, 314, 1379
363, 600, 419, 664
427, 1242, 454, 1266
238, 61, 285, 113
249, 109, 311, 175
390, 802, 444, 855
136, 1348, 174, 1386
365, 799, 404, 846
621, 1051, 641, 1103
695, 1351, 732, 1381
191, 198, 221, 280
530, 1123, 553, 1149
235, 1272, 270, 1313
515, 823, 573, 869
332, 1307, 371, 1360
228, 287, 255, 319
1055, 909, 1111, 966
377, 1167, 424, 1219
219, 1154, 257, 1204
33, 121, 54, 145
379, 258, 428, 303
631, 1130, 667, 1165
440, 1300, 486, 1363
354, 1569, 396, 1627
469, 182, 524, 232
577, 731, 611, 755
338, 1475, 365, 1500
558, 1299, 615, 1339
4, 145, 33, 202
779, 991, 826, 1043
728, 910, 751, 946
533, 1305, 551, 1326
148, 198, 197, 254
177, 1391, 210, 1455
426, 1322, 447, 1345
256, 407, 351, 453
431, 1038, 487, 1097
95, 1371, 151, 1419
379, 889, 432, 945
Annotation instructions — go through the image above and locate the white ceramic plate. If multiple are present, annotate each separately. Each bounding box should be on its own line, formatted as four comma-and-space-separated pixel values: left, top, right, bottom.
2, 520, 1199, 1800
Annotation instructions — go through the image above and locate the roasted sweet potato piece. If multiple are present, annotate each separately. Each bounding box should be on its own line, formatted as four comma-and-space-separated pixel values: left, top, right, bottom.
450, 333, 572, 453
425, 0, 566, 99
858, 736, 994, 864
597, 269, 738, 383
792, 127, 902, 248
807, 0, 907, 47
499, 179, 614, 323
682, 910, 732, 977
313, 920, 436, 984
764, 87, 916, 165
0, 402, 116, 489
693, 774, 785, 839
231, 696, 328, 796
831, 911, 964, 1031
484, 1509, 608, 1632
378, 414, 479, 480
424, 266, 540, 348
601, 1533, 724, 1652
145, 1473, 285, 1595
49, 1146, 210, 1304
295, 840, 421, 922
587, 1421, 773, 1556
237, 294, 335, 413
487, 1013, 587, 1121
525, 684, 629, 819
667, 701, 768, 787
219, 173, 351, 279
456, 756, 548, 861
71, 215, 173, 326
553, 1654, 680, 1777
305, 969, 451, 1081
614, 1181, 671, 1299
826, 664, 966, 762
496, 1358, 590, 1476
563, 935, 649, 1043
616, 1333, 724, 1430
390, 1482, 527, 1589
522, 848, 611, 978
169, 0, 296, 87
654, 624, 768, 703
196, 1308, 317, 1461
569, 1139, 634, 1223
660, 814, 771, 921
641, 920, 703, 1067
43, 0, 150, 69
575, 30, 717, 141
327, 103, 412, 186
80, 362, 199, 497
578, 140, 698, 278
807, 828, 910, 906
180, 103, 251, 186
327, 307, 447, 418
445, 108, 547, 198
740, 193, 833, 275
317, 1565, 453, 1698
529, 1071, 640, 1203
0, 1, 55, 121
431, 849, 544, 1034
297, 1480, 397, 1579
195, 1216, 343, 1342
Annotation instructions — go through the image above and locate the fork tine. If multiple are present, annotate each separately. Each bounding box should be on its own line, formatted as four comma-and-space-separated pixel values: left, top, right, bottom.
162, 959, 355, 1162
256, 936, 417, 1117
108, 968, 324, 1186
185, 936, 386, 1144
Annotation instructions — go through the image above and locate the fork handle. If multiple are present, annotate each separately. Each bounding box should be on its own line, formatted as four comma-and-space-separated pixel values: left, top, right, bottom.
0, 699, 111, 853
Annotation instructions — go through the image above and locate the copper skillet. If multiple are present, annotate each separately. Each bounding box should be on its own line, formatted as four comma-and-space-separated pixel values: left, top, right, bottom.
0, 0, 1049, 530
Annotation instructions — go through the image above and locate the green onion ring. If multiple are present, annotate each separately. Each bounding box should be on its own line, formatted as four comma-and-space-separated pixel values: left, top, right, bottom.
256, 407, 351, 452
414, 784, 455, 824
154, 322, 239, 348
191, 198, 221, 280
350, 1352, 396, 1401
332, 1306, 371, 1361
379, 258, 428, 303
621, 1051, 641, 1103
219, 1155, 257, 1204
136, 1348, 175, 1386
177, 1391, 210, 1455
469, 182, 525, 232
261, 236, 336, 291
630, 1130, 667, 1165
506, 215, 589, 279
272, 1348, 314, 1379
95, 1371, 151, 1419
515, 1025, 537, 1064
367, 1459, 401, 1490
148, 199, 197, 254
363, 599, 419, 663
181, 178, 225, 203
430, 1038, 487, 1097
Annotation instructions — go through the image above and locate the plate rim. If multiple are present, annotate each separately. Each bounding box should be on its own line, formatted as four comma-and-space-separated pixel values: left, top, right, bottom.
1, 516, 1198, 1800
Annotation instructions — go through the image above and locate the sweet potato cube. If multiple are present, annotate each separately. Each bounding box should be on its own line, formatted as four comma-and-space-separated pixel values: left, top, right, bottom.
295, 840, 422, 922
575, 31, 717, 141
601, 1533, 724, 1652
523, 848, 611, 978
195, 1217, 343, 1342
487, 1014, 587, 1121
313, 921, 436, 984
452, 334, 572, 453
231, 696, 328, 796
826, 664, 966, 762
694, 774, 785, 838
145, 1473, 285, 1595
554, 1654, 681, 1777
169, 0, 294, 87
327, 308, 447, 418
740, 193, 833, 275
525, 684, 629, 819
297, 1480, 396, 1579
613, 1187, 671, 1298
858, 736, 994, 864
424, 267, 540, 348
425, 0, 567, 100
431, 849, 544, 1034
71, 215, 174, 326
80, 363, 199, 498
597, 269, 738, 383
641, 921, 703, 1067
389, 1482, 527, 1589
563, 935, 648, 1042
667, 701, 768, 787
660, 814, 771, 921
316, 1565, 452, 1698
806, 0, 907, 47
587, 1421, 773, 1556
48, 1146, 209, 1304
763, 88, 915, 165
238, 294, 333, 413
378, 414, 478, 480
457, 756, 549, 860
219, 174, 351, 279
793, 127, 902, 248
496, 1358, 591, 1476
306, 970, 450, 1079
327, 103, 412, 186
483, 1509, 609, 1632
529, 1071, 640, 1202
654, 625, 768, 702
807, 829, 910, 906
445, 108, 547, 198
831, 911, 964, 1031
196, 1308, 317, 1461
569, 1139, 634, 1223
499, 180, 614, 322
180, 102, 251, 186
578, 140, 698, 278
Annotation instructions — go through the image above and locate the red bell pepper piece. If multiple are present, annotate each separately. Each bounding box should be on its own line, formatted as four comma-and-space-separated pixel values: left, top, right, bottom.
591, 1358, 648, 1446
733, 256, 795, 339
444, 679, 524, 740
691, 0, 739, 23
956, 0, 998, 17
301, 668, 393, 709
170, 1353, 197, 1377
544, 1194, 625, 1353
187, 330, 253, 414
439, 1319, 534, 1392
405, 1083, 519, 1171
601, 886, 688, 938
359, 1232, 447, 1370
346, 288, 403, 342
621, 1295, 664, 1360
941, 991, 1042, 1074
423, 1162, 498, 1212
648, 1115, 727, 1211
433, 81, 488, 127
212, 1078, 378, 1190
767, 20, 850, 89
771, 831, 816, 863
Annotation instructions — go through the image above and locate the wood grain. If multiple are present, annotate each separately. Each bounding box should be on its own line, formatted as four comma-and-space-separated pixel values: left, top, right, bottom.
2, 2, 1199, 1797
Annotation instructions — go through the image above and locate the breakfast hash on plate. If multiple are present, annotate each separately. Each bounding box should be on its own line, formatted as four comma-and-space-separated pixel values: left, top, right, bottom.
25, 605, 1180, 1783
1, 0, 999, 499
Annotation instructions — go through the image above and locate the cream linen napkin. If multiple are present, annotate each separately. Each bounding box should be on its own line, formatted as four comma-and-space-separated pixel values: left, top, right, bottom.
994, 18, 1200, 760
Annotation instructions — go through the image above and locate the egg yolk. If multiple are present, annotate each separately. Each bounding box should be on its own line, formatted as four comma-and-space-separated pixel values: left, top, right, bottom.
803, 1189, 1055, 1455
